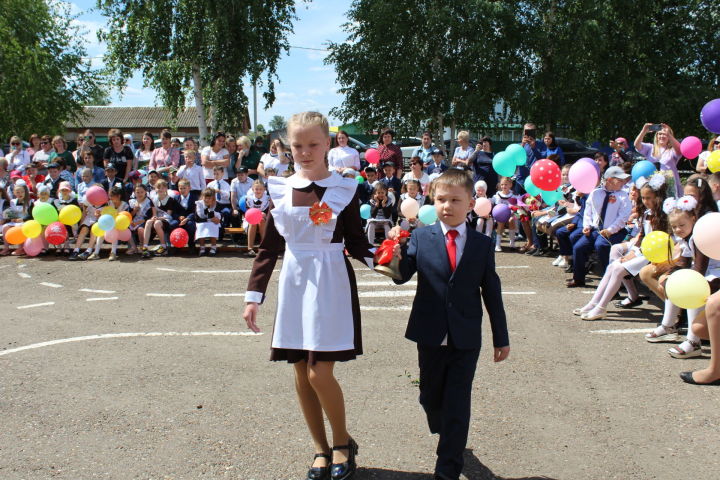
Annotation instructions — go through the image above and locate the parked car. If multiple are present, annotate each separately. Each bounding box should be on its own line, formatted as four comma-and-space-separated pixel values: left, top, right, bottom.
555, 137, 599, 164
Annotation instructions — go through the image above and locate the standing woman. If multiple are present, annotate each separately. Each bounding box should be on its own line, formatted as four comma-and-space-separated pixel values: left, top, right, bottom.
83, 129, 106, 170
201, 132, 230, 183
226, 136, 239, 179
540, 132, 566, 166
73, 135, 85, 168
401, 157, 431, 193
104, 129, 135, 182
150, 129, 181, 175
376, 128, 403, 176
328, 130, 360, 174
134, 131, 155, 172
634, 123, 682, 196
471, 136, 497, 197
451, 130, 474, 170
696, 135, 719, 174
244, 111, 374, 480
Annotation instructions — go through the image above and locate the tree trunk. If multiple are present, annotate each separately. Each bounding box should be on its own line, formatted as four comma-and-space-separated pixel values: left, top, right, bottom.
449, 118, 457, 157
192, 64, 209, 146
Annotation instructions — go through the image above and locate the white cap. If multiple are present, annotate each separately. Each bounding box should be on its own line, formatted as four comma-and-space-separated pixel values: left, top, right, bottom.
604, 166, 630, 180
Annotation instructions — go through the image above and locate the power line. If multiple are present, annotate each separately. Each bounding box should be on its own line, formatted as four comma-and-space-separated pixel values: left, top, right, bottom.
289, 45, 328, 52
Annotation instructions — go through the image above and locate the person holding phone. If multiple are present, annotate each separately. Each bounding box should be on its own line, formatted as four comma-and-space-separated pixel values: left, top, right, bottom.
634, 123, 682, 196
517, 123, 542, 194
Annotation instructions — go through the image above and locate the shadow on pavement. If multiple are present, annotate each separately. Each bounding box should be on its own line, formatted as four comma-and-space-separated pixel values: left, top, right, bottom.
357, 449, 558, 480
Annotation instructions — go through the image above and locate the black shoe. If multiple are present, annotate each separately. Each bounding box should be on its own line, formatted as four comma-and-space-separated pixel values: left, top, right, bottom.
330, 438, 358, 480
307, 453, 331, 480
564, 263, 574, 274
679, 371, 720, 386
565, 279, 585, 288
524, 247, 537, 256
531, 248, 545, 257
614, 297, 643, 309
68, 251, 79, 261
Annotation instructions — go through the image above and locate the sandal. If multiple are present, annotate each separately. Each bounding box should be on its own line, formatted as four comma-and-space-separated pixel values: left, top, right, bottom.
0, 249, 11, 256
11, 249, 26, 256
669, 340, 702, 359
645, 324, 679, 343
307, 453, 331, 480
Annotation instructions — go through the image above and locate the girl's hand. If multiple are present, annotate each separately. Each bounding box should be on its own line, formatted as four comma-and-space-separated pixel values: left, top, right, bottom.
179, 218, 188, 226
620, 252, 636, 263
243, 303, 260, 332
211, 217, 220, 224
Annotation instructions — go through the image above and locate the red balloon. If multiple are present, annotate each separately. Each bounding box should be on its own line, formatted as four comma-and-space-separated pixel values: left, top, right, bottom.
44, 221, 68, 245
169, 228, 189, 248
530, 159, 562, 191
86, 186, 109, 207
365, 148, 380, 165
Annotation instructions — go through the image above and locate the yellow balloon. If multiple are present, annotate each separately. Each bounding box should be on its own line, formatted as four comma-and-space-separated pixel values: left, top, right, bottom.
101, 206, 118, 217
91, 222, 105, 237
58, 205, 82, 225
115, 214, 130, 230
21, 220, 42, 239
641, 231, 674, 264
666, 269, 710, 309
708, 150, 720, 173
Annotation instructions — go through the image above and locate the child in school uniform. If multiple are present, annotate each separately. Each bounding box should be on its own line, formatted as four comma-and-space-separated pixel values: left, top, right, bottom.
52, 181, 79, 254
69, 187, 104, 261
0, 182, 34, 256
366, 182, 394, 244
173, 179, 198, 252
91, 186, 132, 261
397, 179, 427, 231
127, 183, 154, 256
389, 169, 509, 480
177, 149, 205, 197
244, 179, 270, 256
469, 180, 494, 237
207, 165, 232, 226
190, 187, 222, 256
492, 176, 520, 251
142, 179, 177, 258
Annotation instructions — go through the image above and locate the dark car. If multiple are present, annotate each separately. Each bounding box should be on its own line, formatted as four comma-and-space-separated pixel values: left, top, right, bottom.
555, 137, 599, 164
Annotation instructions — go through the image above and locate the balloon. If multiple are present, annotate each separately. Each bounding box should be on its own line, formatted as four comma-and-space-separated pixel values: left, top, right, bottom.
578, 157, 601, 177
666, 269, 711, 309
365, 148, 380, 165
245, 208, 263, 225
359, 204, 371, 220
707, 150, 720, 173
632, 160, 656, 182
680, 136, 703, 159
400, 198, 420, 218
32, 202, 58, 225
700, 98, 720, 134
97, 214, 116, 231
86, 186, 109, 207
530, 159, 562, 191
568, 160, 599, 194
474, 197, 492, 216
170, 228, 189, 248
418, 204, 437, 224
641, 231, 674, 264
23, 236, 43, 256
693, 212, 720, 260
59, 204, 82, 225
44, 222, 67, 245
103, 228, 119, 243
6, 226, 26, 245
356, 175, 365, 184
114, 214, 130, 230
101, 206, 118, 217
117, 211, 132, 221
21, 220, 42, 239
91, 222, 105, 238
238, 195, 248, 213
541, 188, 563, 205
492, 204, 511, 223
506, 143, 527, 166
492, 151, 516, 177
117, 229, 132, 242
524, 177, 542, 197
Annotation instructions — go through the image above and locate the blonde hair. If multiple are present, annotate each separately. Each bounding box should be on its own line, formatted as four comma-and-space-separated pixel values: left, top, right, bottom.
430, 169, 474, 198
238, 136, 252, 149
457, 130, 470, 142
287, 111, 329, 137
653, 126, 674, 158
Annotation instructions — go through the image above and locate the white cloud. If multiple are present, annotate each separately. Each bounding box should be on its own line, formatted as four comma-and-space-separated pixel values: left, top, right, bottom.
306, 88, 324, 97
277, 92, 297, 99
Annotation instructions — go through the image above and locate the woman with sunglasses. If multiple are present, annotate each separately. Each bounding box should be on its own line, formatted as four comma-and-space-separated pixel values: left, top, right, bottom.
6, 136, 31, 173
401, 156, 430, 193
696, 135, 719, 174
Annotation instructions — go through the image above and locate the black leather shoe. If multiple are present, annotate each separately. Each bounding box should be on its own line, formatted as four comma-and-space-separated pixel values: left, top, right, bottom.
566, 279, 585, 288
330, 438, 358, 480
614, 297, 643, 309
679, 371, 720, 386
531, 248, 546, 257
307, 453, 331, 480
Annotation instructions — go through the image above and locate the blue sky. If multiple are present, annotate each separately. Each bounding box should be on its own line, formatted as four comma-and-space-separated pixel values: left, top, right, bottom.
69, 0, 352, 128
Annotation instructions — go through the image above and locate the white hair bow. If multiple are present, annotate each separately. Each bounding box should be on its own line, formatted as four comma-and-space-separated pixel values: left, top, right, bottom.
662, 195, 697, 215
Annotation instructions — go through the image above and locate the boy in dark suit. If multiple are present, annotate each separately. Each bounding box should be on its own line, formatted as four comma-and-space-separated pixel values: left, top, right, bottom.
390, 169, 510, 480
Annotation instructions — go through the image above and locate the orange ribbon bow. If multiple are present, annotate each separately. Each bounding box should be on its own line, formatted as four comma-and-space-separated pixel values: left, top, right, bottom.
309, 201, 332, 225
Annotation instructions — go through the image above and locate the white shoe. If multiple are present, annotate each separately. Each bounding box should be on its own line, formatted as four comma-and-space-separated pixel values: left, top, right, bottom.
495, 245, 502, 252
552, 255, 562, 266
581, 307, 606, 321
557, 258, 568, 268
668, 340, 702, 359
573, 304, 595, 316
645, 325, 679, 343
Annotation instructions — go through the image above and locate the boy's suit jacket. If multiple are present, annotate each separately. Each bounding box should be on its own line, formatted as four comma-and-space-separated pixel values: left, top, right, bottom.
173, 192, 199, 220
395, 222, 509, 350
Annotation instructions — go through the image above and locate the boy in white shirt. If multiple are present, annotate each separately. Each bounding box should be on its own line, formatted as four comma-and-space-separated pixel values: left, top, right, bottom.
177, 149, 205, 196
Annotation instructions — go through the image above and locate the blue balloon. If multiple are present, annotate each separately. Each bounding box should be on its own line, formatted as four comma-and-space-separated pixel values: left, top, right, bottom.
492, 151, 516, 177
418, 204, 437, 224
239, 195, 248, 212
524, 177, 542, 196
506, 143, 527, 166
360, 204, 371, 220
631, 160, 656, 182
98, 214, 115, 231
541, 188, 563, 205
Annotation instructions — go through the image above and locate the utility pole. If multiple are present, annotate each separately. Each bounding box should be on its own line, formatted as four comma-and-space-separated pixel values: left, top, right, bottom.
253, 82, 258, 136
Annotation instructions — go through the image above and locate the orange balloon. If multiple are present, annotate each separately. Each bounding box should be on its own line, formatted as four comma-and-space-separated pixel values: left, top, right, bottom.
6, 225, 27, 245
118, 211, 132, 221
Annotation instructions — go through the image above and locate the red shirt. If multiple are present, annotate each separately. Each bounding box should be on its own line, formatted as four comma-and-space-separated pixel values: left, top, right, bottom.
378, 144, 403, 177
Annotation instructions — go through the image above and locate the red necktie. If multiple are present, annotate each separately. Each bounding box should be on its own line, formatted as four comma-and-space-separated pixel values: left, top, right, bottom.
446, 229, 458, 272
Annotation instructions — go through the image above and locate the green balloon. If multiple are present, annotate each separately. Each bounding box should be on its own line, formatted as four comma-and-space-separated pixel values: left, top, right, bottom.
541, 188, 564, 205
356, 175, 365, 184
524, 177, 542, 196
492, 151, 516, 177
506, 143, 528, 166
32, 202, 59, 225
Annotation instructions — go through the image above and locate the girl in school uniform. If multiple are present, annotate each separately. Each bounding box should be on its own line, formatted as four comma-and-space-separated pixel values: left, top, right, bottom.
0, 183, 33, 256
397, 179, 426, 231
128, 183, 154, 256
68, 187, 103, 260
191, 188, 222, 256
89, 186, 132, 261
492, 176, 520, 251
142, 179, 176, 258
468, 180, 494, 237
243, 112, 375, 480
244, 179, 270, 256
366, 182, 393, 244
53, 181, 80, 254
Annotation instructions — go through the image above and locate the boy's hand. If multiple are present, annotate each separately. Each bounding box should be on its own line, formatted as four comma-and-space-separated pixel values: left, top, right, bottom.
494, 346, 510, 363
392, 242, 402, 260
566, 223, 576, 231
387, 226, 405, 241
599, 229, 611, 238
583, 226, 591, 235
243, 303, 260, 332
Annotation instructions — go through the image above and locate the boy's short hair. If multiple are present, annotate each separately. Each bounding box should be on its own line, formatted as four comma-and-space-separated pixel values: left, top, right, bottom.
708, 172, 720, 186
155, 179, 168, 188
264, 167, 277, 176
364, 166, 377, 174
431, 169, 474, 198
213, 165, 224, 173
178, 179, 191, 187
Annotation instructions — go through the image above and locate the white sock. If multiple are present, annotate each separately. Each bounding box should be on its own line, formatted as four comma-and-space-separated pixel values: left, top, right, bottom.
509, 231, 516, 247
687, 307, 703, 344
661, 300, 680, 328
111, 241, 118, 255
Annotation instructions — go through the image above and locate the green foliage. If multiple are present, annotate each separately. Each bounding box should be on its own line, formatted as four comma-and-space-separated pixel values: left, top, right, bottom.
97, 0, 298, 131
255, 124, 267, 136
0, 0, 107, 139
268, 115, 286, 131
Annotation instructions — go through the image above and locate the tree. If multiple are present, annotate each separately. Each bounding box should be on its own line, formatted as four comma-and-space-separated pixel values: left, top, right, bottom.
269, 115, 286, 132
0, 0, 107, 139
97, 0, 298, 145
255, 124, 267, 136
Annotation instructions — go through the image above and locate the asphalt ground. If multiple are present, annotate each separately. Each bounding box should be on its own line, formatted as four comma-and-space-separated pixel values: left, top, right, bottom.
1, 248, 719, 480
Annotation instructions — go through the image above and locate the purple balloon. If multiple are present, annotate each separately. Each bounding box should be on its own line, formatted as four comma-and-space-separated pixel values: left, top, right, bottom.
577, 157, 601, 177
701, 98, 720, 134
492, 204, 512, 223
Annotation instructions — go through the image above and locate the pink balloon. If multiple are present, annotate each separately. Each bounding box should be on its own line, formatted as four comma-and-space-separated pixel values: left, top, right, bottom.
245, 208, 263, 225
530, 159, 562, 191
492, 204, 512, 223
693, 212, 720, 260
117, 229, 132, 242
86, 186, 109, 207
400, 198, 420, 218
365, 148, 380, 165
474, 198, 492, 216
104, 228, 119, 243
568, 161, 599, 194
23, 236, 44, 257
680, 136, 703, 160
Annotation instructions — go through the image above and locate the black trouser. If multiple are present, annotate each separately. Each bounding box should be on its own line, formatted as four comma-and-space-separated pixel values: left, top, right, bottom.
417, 343, 481, 480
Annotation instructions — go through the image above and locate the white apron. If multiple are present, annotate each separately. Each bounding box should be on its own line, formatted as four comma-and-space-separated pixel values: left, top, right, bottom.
268, 174, 358, 352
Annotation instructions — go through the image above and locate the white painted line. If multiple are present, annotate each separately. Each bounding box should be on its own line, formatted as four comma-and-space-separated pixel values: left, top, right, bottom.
190, 269, 251, 273
503, 291, 536, 295
361, 273, 384, 278
582, 291, 595, 294
361, 306, 411, 311
17, 302, 55, 310
496, 265, 530, 269
0, 331, 265, 357
17, 272, 31, 279
17, 264, 26, 269
156, 267, 179, 272
79, 288, 117, 294
39, 282, 63, 288
357, 281, 417, 287
591, 328, 654, 334
86, 297, 119, 302
0, 265, 10, 269
214, 293, 245, 297
146, 293, 186, 297
359, 291, 414, 298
